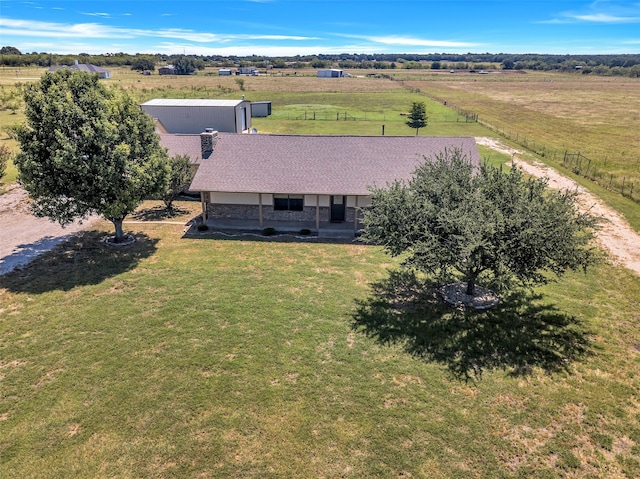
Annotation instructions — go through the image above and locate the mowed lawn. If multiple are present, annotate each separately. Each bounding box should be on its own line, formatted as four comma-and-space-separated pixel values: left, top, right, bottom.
2, 205, 640, 478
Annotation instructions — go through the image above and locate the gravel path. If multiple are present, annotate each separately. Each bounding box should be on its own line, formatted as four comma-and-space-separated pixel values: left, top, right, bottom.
476, 137, 640, 277
0, 185, 98, 276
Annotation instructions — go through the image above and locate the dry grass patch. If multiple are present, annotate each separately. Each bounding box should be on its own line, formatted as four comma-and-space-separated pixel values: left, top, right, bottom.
407, 73, 640, 187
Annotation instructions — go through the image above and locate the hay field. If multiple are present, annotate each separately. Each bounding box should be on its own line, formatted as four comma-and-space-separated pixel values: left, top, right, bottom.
401, 71, 640, 191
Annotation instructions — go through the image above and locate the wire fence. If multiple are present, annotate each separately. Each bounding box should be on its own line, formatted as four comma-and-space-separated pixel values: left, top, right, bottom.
416, 89, 639, 204
478, 120, 639, 203
562, 152, 637, 201
269, 110, 473, 123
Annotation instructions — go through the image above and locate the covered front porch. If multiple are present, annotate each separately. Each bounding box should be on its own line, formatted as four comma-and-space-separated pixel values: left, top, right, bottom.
199, 192, 369, 238
200, 217, 361, 239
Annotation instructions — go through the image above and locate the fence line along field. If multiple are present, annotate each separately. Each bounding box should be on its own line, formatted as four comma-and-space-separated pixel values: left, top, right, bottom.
400, 71, 640, 202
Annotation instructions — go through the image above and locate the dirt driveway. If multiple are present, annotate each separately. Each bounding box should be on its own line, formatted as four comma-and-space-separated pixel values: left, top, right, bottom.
476, 137, 640, 277
0, 185, 98, 276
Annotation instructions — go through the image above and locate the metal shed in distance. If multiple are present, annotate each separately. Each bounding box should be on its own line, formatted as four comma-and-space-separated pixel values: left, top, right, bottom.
251, 101, 272, 118
318, 69, 344, 78
140, 99, 252, 134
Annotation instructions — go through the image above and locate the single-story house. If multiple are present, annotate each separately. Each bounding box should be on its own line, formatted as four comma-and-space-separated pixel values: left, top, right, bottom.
318, 69, 344, 78
141, 98, 252, 134
160, 132, 481, 236
49, 60, 111, 79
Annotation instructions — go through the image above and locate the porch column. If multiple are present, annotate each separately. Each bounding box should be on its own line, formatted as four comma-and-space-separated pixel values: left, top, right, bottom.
259, 193, 264, 227
354, 196, 359, 231
315, 195, 320, 232
200, 192, 208, 221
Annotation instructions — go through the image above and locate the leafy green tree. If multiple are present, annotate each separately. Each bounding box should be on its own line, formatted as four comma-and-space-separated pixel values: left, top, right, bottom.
406, 101, 428, 136
161, 154, 195, 213
310, 58, 328, 68
0, 46, 21, 55
0, 143, 12, 179
501, 59, 515, 70
130, 57, 155, 71
361, 148, 597, 298
173, 56, 204, 75
15, 69, 169, 243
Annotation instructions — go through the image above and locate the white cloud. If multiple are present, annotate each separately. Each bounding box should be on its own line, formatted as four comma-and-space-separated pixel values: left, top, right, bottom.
544, 1, 640, 24
338, 34, 478, 49
0, 18, 127, 38
0, 18, 319, 44
572, 13, 640, 22
81, 12, 111, 18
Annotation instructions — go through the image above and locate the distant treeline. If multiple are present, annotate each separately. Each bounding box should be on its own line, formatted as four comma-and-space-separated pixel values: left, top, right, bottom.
2, 46, 640, 77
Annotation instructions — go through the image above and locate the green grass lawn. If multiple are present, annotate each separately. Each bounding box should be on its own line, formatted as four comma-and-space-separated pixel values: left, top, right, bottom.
1, 205, 640, 478
0, 159, 18, 193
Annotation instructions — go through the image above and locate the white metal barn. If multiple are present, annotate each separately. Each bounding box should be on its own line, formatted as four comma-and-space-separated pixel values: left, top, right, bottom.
140, 99, 252, 134
317, 69, 344, 78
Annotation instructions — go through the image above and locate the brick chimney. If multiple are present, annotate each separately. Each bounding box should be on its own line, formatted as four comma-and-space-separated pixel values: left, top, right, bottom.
200, 129, 218, 159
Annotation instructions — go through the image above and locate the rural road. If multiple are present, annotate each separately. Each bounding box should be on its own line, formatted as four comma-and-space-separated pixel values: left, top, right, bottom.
1, 140, 640, 277
476, 137, 640, 277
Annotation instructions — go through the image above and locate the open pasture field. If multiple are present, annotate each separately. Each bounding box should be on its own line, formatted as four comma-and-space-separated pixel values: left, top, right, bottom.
1, 206, 640, 478
104, 67, 487, 136
400, 71, 640, 199
1, 67, 639, 224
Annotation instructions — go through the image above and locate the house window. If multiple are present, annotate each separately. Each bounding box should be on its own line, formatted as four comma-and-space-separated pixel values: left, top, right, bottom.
273, 194, 304, 211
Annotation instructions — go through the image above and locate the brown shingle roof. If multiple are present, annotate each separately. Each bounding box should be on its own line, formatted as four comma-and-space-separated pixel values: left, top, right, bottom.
159, 134, 207, 163
188, 134, 481, 196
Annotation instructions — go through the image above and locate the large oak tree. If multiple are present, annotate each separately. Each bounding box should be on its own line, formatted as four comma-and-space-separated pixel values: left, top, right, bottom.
15, 69, 168, 243
361, 148, 597, 298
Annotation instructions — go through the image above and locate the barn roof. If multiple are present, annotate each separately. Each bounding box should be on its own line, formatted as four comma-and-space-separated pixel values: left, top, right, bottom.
186, 134, 481, 196
142, 99, 245, 108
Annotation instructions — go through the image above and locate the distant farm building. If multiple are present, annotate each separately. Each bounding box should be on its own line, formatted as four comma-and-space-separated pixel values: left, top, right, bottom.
158, 65, 177, 75
141, 98, 252, 134
237, 67, 258, 76
318, 69, 344, 78
48, 60, 111, 79
251, 101, 272, 118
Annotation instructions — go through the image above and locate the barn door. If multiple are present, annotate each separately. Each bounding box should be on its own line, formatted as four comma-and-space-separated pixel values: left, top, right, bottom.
241, 107, 247, 131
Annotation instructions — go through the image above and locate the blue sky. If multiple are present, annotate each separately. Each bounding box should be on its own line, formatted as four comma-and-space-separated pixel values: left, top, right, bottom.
1, 0, 639, 56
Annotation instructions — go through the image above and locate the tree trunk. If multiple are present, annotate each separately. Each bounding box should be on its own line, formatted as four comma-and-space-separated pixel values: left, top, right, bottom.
111, 217, 126, 243
465, 276, 476, 296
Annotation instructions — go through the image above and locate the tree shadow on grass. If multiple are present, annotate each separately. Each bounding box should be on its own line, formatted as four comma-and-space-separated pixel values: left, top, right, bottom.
130, 204, 192, 221
0, 230, 159, 294
352, 269, 593, 381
